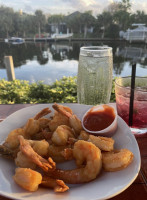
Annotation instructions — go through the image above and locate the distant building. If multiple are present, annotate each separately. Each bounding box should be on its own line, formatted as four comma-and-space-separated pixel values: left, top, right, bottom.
49, 22, 67, 34
48, 11, 94, 35
121, 24, 147, 43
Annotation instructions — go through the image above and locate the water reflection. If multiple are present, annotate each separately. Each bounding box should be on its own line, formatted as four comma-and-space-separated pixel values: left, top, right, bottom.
0, 41, 147, 84
116, 46, 147, 64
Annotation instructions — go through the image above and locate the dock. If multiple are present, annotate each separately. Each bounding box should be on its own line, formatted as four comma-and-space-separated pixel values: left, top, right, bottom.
24, 37, 124, 43
1, 37, 145, 43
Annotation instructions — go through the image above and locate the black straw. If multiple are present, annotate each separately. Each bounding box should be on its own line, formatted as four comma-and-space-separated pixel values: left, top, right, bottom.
129, 63, 136, 126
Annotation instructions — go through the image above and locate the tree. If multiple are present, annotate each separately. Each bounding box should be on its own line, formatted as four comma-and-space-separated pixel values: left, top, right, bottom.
95, 11, 113, 38
80, 11, 96, 38
65, 11, 95, 37
119, 0, 131, 11
0, 6, 14, 37
113, 10, 130, 30
133, 10, 147, 24
35, 10, 46, 37
23, 15, 37, 37
48, 14, 65, 34
65, 12, 81, 34
112, 0, 131, 30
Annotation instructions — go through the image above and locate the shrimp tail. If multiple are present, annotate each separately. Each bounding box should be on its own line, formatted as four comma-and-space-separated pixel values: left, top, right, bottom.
18, 135, 56, 172
41, 176, 69, 192
52, 103, 71, 118
34, 108, 51, 120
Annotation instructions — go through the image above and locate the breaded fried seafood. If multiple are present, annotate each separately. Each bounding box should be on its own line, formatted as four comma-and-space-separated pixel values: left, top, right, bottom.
0, 104, 134, 194
102, 149, 134, 171
46, 140, 102, 184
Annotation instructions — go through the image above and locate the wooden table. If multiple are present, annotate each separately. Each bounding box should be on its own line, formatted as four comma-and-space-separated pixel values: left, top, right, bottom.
0, 104, 147, 200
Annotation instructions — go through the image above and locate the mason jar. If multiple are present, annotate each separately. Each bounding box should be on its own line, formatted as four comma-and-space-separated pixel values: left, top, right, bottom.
77, 46, 113, 105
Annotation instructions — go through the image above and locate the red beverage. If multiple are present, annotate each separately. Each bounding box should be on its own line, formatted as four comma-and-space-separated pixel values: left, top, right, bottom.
115, 77, 147, 135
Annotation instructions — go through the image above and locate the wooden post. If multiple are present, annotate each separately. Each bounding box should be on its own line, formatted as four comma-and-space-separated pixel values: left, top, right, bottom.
4, 56, 15, 81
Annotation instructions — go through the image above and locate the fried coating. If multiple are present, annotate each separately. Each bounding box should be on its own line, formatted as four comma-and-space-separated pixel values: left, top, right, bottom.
18, 136, 55, 172
78, 130, 89, 141
15, 151, 36, 169
49, 104, 73, 132
13, 168, 42, 192
48, 144, 73, 163
102, 149, 134, 171
41, 176, 69, 192
1, 104, 135, 194
51, 125, 75, 146
52, 103, 83, 135
28, 139, 49, 157
3, 128, 26, 150
24, 118, 40, 137
88, 135, 114, 152
46, 140, 102, 184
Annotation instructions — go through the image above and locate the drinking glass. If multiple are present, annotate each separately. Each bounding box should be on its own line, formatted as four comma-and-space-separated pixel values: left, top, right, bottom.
77, 46, 113, 105
115, 76, 147, 135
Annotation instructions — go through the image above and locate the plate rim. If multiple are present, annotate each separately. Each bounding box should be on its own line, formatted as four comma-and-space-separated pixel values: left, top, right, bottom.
0, 103, 141, 200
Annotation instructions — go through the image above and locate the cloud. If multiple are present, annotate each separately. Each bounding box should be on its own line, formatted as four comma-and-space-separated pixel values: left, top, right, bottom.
24, 4, 34, 13
0, 0, 147, 15
53, 0, 104, 15
132, 1, 147, 13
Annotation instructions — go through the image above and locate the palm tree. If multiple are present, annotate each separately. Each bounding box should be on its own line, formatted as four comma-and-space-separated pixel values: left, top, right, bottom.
35, 10, 46, 37
96, 12, 113, 38
80, 11, 95, 38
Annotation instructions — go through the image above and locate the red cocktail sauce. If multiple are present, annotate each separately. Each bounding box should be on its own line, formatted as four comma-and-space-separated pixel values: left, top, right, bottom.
83, 105, 115, 131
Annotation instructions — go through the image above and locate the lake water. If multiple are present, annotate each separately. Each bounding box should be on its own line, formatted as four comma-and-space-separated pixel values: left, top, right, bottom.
0, 41, 147, 84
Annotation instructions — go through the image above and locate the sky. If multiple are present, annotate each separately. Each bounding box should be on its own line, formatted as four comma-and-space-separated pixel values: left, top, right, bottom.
0, 0, 147, 15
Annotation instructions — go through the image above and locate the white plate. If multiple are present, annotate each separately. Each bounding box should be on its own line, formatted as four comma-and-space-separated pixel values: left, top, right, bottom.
0, 104, 141, 200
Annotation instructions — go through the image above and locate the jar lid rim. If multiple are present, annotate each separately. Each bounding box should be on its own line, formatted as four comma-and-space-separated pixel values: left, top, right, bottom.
80, 46, 112, 57
80, 46, 112, 51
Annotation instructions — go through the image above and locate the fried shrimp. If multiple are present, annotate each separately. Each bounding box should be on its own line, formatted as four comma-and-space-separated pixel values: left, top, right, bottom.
28, 139, 49, 157
34, 108, 51, 120
23, 118, 40, 137
61, 148, 74, 161
2, 108, 51, 150
18, 136, 56, 172
37, 118, 51, 129
49, 104, 73, 132
102, 149, 134, 172
31, 128, 53, 141
88, 135, 114, 152
51, 125, 75, 146
52, 103, 83, 135
15, 139, 49, 169
15, 151, 36, 169
3, 128, 25, 150
24, 107, 51, 137
1, 104, 136, 194
46, 140, 102, 184
13, 168, 42, 192
48, 144, 73, 163
71, 131, 114, 152
78, 130, 89, 141
41, 176, 69, 193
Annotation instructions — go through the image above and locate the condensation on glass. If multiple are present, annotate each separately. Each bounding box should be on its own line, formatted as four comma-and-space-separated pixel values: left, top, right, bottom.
77, 46, 113, 105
